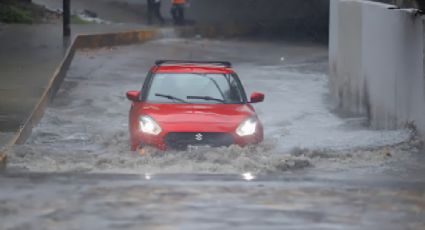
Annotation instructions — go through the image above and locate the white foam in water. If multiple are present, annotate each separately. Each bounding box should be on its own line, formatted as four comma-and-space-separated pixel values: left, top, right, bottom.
7, 39, 412, 173
237, 65, 411, 152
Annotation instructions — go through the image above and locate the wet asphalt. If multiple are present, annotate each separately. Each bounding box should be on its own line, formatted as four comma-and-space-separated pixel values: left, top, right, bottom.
3, 1, 423, 229
0, 170, 424, 230
0, 38, 424, 229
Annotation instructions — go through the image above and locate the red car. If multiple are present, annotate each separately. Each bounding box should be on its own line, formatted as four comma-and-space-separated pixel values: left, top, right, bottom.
126, 60, 265, 151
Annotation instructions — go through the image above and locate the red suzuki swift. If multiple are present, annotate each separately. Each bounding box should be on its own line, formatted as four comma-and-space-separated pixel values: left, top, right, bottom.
126, 60, 265, 151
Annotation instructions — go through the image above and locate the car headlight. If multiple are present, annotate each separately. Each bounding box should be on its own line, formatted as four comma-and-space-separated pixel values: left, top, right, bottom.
236, 118, 257, 136
139, 115, 162, 135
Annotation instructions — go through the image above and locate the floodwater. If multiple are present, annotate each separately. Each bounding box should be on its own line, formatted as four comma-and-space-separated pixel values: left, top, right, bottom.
5, 38, 414, 173
1, 39, 425, 229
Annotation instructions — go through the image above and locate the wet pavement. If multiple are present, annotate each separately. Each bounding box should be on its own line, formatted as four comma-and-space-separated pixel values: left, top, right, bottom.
0, 24, 64, 134
1, 38, 424, 229
0, 1, 424, 228
0, 22, 147, 149
1, 171, 424, 230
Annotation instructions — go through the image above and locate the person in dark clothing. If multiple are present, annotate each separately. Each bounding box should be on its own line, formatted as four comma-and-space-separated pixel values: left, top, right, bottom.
171, 0, 186, 25
147, 0, 164, 25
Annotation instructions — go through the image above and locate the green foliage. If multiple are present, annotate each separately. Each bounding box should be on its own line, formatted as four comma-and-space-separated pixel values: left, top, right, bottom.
0, 2, 33, 23
71, 15, 92, 25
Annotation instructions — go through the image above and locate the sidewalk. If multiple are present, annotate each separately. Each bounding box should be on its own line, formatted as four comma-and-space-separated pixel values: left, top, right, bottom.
0, 24, 65, 150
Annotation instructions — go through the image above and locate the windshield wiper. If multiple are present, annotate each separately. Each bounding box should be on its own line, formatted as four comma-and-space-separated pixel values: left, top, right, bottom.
155, 93, 190, 104
187, 96, 225, 103
199, 74, 226, 99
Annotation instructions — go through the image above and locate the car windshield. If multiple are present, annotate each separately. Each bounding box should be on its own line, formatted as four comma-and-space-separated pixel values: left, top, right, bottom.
146, 73, 246, 104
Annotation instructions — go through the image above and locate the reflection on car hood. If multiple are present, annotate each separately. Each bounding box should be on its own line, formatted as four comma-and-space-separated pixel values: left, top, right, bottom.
138, 103, 256, 124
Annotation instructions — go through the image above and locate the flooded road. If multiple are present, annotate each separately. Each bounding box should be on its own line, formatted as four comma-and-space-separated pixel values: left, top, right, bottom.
1, 39, 425, 229
1, 172, 424, 230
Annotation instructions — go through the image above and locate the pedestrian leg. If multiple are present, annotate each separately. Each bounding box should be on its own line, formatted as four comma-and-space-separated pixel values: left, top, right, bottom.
176, 4, 184, 25
154, 2, 165, 25
147, 0, 154, 25
179, 5, 185, 25
171, 5, 178, 25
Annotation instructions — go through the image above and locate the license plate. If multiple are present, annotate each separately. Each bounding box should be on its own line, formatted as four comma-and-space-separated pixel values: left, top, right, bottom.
188, 145, 211, 151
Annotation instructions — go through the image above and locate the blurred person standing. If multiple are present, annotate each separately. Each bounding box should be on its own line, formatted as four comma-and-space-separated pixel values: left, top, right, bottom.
171, 0, 186, 25
147, 0, 164, 25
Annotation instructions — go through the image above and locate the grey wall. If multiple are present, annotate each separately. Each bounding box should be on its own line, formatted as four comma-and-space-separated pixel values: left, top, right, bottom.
329, 0, 425, 136
161, 0, 330, 41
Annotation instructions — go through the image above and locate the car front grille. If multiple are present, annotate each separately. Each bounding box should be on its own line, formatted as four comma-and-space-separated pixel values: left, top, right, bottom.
164, 132, 234, 150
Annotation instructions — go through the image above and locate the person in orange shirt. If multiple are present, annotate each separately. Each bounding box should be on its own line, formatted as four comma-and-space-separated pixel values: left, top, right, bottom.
171, 0, 186, 25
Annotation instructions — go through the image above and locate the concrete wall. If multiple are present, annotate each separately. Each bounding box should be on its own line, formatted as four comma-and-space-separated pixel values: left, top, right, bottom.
329, 0, 425, 135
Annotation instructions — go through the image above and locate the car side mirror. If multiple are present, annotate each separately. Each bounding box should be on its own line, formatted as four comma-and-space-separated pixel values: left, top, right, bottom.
126, 90, 141, 102
250, 92, 264, 103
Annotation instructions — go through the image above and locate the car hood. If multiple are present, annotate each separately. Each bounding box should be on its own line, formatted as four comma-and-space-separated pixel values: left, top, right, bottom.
137, 103, 256, 124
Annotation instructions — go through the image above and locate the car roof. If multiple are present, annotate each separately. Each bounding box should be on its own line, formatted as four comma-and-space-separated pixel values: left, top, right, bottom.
152, 65, 234, 74
151, 60, 235, 74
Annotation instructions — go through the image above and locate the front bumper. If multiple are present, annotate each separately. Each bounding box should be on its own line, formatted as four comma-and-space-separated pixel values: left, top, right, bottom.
165, 132, 233, 150
135, 131, 263, 151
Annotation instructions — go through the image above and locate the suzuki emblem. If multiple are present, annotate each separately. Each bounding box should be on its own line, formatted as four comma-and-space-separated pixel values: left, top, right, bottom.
195, 133, 203, 141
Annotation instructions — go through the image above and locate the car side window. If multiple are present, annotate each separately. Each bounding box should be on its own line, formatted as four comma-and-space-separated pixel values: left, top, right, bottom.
141, 71, 154, 101
227, 75, 243, 102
